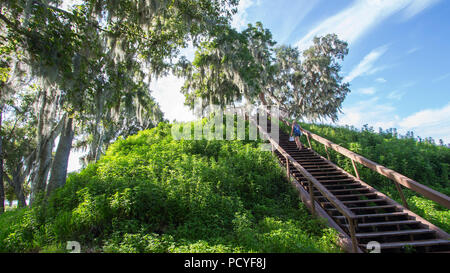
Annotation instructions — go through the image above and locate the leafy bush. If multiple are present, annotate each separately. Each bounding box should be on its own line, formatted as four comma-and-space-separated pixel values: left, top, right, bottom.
0, 122, 340, 253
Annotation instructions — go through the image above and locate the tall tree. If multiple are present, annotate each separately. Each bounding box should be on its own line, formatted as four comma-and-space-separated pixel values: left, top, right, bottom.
1, 0, 239, 201
0, 103, 4, 213
180, 23, 350, 122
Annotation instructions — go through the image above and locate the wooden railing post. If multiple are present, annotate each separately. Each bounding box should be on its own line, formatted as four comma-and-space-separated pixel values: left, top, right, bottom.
309, 181, 315, 216
348, 218, 359, 253
285, 155, 290, 179
394, 181, 410, 209
351, 159, 360, 180
306, 133, 312, 149
325, 145, 331, 161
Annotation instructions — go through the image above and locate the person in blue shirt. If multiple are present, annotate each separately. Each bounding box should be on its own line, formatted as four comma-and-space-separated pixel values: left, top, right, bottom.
290, 121, 304, 150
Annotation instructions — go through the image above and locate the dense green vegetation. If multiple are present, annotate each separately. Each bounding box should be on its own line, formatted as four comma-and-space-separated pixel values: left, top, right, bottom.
287, 122, 450, 232
1, 120, 449, 253
0, 122, 341, 253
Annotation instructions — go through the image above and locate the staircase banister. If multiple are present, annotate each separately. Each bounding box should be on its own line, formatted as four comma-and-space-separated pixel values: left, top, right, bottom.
299, 128, 450, 209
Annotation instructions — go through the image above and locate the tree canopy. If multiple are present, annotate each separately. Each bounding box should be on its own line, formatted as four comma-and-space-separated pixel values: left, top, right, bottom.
0, 0, 239, 208
179, 22, 350, 122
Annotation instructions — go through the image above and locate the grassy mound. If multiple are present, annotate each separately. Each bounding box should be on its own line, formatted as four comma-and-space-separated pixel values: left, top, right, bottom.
0, 122, 341, 253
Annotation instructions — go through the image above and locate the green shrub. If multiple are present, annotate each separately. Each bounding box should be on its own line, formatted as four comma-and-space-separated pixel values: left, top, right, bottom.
0, 121, 340, 253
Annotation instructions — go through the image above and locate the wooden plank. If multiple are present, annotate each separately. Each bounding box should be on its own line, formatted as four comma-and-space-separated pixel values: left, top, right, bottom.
334, 212, 408, 220
352, 220, 420, 228
356, 229, 434, 238
328, 205, 397, 211
323, 198, 387, 205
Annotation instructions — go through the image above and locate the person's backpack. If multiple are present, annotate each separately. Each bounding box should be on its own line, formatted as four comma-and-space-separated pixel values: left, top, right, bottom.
293, 124, 302, 136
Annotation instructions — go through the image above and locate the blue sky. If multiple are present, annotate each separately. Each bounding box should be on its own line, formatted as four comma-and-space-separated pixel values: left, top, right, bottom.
69, 0, 450, 171
152, 0, 450, 142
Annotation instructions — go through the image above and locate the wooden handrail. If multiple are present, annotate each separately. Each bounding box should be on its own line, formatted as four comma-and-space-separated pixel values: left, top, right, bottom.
271, 106, 450, 210
268, 105, 450, 209
300, 128, 450, 209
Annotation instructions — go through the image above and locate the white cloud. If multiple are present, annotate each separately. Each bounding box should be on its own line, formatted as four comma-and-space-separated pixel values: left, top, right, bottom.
358, 87, 377, 95
295, 0, 441, 51
150, 75, 195, 122
343, 45, 389, 82
337, 97, 398, 128
387, 90, 406, 100
432, 72, 450, 83
375, 78, 387, 83
400, 103, 450, 128
337, 99, 450, 143
402, 0, 441, 19
406, 47, 420, 55
179, 42, 196, 62
399, 103, 450, 142
231, 0, 260, 30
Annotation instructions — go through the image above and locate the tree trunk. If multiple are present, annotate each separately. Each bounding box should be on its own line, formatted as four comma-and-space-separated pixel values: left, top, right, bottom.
46, 116, 74, 196
0, 104, 4, 214
30, 87, 63, 205
259, 92, 268, 106
12, 164, 27, 207
3, 169, 27, 208
30, 137, 53, 204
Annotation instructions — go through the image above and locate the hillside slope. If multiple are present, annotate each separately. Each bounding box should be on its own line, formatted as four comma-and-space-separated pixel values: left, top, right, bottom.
0, 122, 340, 253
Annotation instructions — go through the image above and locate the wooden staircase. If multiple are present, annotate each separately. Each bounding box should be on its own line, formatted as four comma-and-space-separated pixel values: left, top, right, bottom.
267, 124, 450, 253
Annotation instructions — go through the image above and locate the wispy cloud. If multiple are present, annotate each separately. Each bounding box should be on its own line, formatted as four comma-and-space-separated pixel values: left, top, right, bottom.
337, 99, 450, 143
358, 87, 377, 95
231, 0, 260, 30
343, 45, 389, 82
387, 90, 406, 100
278, 1, 318, 44
337, 97, 398, 129
295, 0, 441, 50
399, 102, 450, 141
406, 47, 421, 55
432, 72, 450, 83
375, 78, 387, 83
402, 0, 441, 19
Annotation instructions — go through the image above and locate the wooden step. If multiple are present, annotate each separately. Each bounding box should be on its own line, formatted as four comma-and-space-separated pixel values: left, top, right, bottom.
355, 229, 435, 239
297, 162, 330, 166
328, 205, 397, 212
334, 212, 408, 220
355, 220, 421, 228
318, 179, 356, 183
307, 171, 343, 175
303, 167, 336, 171
343, 220, 422, 228
314, 175, 350, 180
317, 193, 378, 199
334, 192, 377, 198
325, 183, 362, 189
322, 198, 387, 205
316, 187, 369, 194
